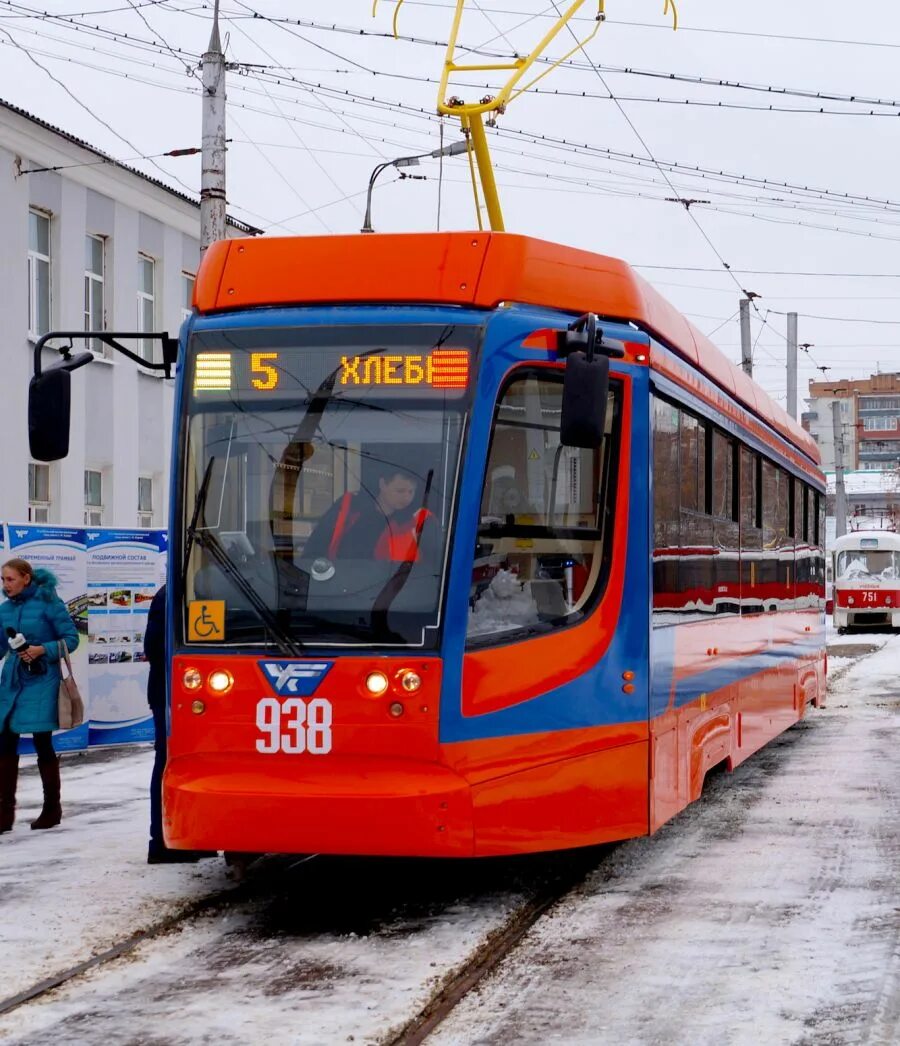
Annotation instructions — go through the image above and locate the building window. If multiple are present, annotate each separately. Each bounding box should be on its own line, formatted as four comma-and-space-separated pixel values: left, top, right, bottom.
84, 235, 105, 355
138, 476, 154, 527
863, 416, 898, 432
84, 469, 104, 526
137, 254, 156, 362
182, 272, 195, 323
28, 463, 51, 523
27, 210, 51, 338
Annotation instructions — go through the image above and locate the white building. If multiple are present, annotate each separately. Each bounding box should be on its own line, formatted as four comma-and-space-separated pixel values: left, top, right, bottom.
0, 99, 255, 530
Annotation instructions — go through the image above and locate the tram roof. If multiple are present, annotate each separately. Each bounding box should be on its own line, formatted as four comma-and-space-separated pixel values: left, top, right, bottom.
195, 231, 819, 464
832, 529, 900, 552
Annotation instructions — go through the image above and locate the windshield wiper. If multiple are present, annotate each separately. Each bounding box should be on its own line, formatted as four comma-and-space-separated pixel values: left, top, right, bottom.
184, 457, 304, 659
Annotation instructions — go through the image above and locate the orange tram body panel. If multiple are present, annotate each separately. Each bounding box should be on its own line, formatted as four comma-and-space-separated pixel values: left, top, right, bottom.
163, 232, 826, 857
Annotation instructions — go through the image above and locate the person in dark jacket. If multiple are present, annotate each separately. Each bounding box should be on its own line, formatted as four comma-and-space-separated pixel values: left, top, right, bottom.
145, 584, 209, 864
303, 469, 437, 565
0, 558, 79, 833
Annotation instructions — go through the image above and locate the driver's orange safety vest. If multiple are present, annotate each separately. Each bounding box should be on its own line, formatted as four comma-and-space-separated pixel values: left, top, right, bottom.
327, 492, 433, 562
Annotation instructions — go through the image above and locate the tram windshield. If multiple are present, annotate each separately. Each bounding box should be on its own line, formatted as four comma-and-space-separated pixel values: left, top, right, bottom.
181, 323, 479, 649
836, 547, 900, 581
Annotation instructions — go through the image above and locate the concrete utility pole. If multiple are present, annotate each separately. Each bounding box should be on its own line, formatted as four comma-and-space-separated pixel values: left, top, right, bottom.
200, 0, 226, 251
832, 398, 848, 538
739, 298, 752, 377
786, 311, 798, 419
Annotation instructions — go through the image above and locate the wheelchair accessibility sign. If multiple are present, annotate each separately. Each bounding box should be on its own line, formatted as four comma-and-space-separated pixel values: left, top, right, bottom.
188, 601, 225, 642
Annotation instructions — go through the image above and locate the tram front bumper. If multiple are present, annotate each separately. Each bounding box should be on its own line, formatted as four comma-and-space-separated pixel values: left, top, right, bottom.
163, 753, 474, 857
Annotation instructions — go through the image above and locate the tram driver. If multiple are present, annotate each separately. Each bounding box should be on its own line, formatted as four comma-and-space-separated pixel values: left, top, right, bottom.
303, 466, 438, 571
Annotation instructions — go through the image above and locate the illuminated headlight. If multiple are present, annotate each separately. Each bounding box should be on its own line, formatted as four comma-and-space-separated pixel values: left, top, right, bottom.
208, 669, 234, 694
183, 668, 202, 691
399, 670, 422, 693
365, 671, 389, 696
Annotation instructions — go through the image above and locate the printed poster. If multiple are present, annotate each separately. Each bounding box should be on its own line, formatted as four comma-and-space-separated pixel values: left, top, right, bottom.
86, 529, 159, 746
4, 524, 90, 754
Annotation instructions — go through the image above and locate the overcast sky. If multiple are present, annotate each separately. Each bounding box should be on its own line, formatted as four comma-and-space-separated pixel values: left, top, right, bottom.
2, 0, 900, 410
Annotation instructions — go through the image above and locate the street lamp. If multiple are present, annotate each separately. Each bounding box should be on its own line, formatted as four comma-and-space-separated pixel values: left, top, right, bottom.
361, 140, 469, 234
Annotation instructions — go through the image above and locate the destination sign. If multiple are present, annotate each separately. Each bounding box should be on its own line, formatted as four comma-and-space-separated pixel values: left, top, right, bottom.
190, 326, 478, 402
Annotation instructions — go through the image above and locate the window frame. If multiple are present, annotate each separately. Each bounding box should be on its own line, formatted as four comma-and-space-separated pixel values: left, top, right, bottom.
181, 272, 196, 324
465, 365, 624, 650
27, 209, 51, 340
84, 234, 106, 356
137, 253, 157, 363
28, 462, 51, 523
138, 475, 154, 527
84, 468, 104, 527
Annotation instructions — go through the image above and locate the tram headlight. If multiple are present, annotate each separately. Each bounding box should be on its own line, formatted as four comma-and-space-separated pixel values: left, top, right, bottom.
847, 596, 855, 605
887, 596, 893, 606
191, 700, 205, 715
365, 670, 389, 696
399, 670, 422, 693
183, 667, 202, 691
208, 669, 234, 694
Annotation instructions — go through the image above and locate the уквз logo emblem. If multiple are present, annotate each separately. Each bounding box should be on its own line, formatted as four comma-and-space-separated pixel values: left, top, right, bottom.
87, 532, 100, 541
14, 530, 28, 539
258, 661, 333, 696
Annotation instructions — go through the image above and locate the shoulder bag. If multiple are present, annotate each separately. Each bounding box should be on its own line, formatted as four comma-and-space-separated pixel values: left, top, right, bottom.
57, 641, 85, 730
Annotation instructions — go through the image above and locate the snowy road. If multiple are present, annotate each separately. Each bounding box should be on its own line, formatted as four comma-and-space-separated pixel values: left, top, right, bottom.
1, 634, 898, 1045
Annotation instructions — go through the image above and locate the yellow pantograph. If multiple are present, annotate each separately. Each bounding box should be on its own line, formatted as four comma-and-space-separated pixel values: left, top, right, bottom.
374, 1, 678, 232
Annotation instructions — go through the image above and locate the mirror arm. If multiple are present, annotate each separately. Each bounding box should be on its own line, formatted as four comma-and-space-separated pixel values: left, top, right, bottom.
33, 331, 179, 380
555, 313, 626, 359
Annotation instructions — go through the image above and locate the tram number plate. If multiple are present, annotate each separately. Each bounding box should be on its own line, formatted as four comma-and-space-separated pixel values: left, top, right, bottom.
860, 591, 877, 604
255, 697, 333, 755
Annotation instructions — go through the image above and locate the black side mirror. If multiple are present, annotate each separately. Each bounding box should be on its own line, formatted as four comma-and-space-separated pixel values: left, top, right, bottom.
559, 314, 611, 449
29, 367, 72, 461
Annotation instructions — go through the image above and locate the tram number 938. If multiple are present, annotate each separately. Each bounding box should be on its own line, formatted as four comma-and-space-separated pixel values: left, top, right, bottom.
255, 697, 333, 755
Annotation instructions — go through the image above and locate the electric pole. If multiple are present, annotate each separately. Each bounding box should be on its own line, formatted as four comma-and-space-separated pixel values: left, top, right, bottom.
200, 0, 226, 251
832, 398, 848, 539
740, 297, 752, 377
786, 311, 798, 419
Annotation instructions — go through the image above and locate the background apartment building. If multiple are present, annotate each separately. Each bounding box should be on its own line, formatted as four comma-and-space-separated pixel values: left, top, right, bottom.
804, 372, 900, 472
0, 99, 254, 530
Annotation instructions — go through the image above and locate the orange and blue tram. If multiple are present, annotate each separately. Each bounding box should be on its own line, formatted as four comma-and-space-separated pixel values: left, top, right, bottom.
161, 232, 826, 856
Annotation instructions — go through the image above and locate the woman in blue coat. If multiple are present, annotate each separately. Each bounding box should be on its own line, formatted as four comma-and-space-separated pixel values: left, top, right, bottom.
0, 558, 78, 833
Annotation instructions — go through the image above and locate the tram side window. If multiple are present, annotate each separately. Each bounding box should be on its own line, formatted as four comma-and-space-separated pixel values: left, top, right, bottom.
680, 411, 705, 513
467, 372, 619, 645
652, 397, 680, 619
740, 448, 764, 616
710, 430, 735, 521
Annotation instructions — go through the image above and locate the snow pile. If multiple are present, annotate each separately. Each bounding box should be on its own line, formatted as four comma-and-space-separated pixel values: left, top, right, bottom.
468, 569, 540, 636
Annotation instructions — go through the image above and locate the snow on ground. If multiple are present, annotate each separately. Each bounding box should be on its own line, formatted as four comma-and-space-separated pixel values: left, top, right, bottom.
432, 639, 900, 1046
0, 850, 529, 1046
1, 748, 227, 998
1, 637, 897, 1045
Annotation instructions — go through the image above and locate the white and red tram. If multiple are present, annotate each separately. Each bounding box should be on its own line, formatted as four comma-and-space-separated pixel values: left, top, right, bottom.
832, 529, 900, 632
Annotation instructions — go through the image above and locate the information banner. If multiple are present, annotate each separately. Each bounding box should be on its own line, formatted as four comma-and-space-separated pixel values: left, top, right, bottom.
4, 524, 89, 754
153, 530, 169, 587
86, 529, 159, 746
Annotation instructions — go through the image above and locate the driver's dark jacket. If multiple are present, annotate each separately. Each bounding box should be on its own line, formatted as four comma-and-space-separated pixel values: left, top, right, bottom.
304, 493, 433, 563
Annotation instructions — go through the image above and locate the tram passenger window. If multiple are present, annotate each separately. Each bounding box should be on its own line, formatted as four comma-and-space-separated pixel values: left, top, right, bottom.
802, 484, 810, 543
652, 397, 680, 618
787, 476, 794, 537
680, 412, 705, 513
740, 447, 764, 616
711, 430, 734, 520
467, 372, 619, 644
